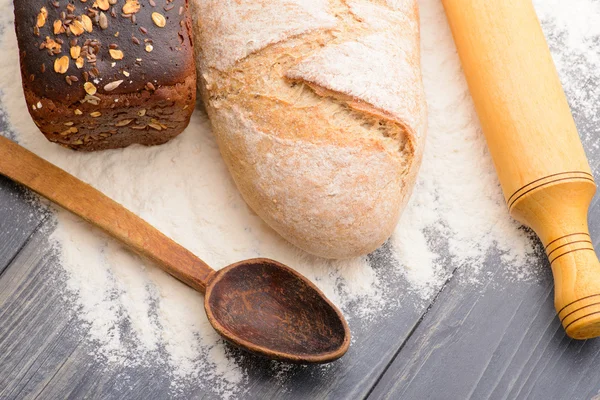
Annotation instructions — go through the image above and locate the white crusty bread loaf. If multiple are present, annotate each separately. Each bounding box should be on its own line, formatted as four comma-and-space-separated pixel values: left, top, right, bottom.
191, 0, 427, 259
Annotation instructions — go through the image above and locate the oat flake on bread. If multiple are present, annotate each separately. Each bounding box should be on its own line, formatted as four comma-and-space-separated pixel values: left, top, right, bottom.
0, 0, 592, 397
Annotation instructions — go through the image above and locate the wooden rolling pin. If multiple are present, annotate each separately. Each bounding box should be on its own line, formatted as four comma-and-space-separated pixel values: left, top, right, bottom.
443, 0, 600, 339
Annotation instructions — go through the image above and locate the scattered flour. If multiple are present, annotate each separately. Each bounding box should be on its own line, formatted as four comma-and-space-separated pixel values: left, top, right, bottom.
533, 0, 600, 162
393, 0, 538, 295
0, 0, 595, 397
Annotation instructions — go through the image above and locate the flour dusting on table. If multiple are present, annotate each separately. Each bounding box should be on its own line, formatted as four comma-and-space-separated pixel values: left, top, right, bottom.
0, 0, 592, 397
534, 0, 600, 163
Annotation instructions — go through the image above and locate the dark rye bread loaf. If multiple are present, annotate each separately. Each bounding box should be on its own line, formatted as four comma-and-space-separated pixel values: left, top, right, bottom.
14, 0, 196, 151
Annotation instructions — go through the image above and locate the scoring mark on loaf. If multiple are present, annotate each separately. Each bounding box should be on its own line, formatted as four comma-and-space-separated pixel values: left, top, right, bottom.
286, 32, 425, 139
287, 0, 426, 140
196, 0, 426, 149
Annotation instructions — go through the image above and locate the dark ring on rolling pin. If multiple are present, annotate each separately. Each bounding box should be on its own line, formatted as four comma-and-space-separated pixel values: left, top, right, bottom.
560, 300, 600, 323
506, 171, 593, 206
549, 247, 595, 266
545, 232, 590, 251
507, 171, 595, 210
558, 293, 600, 317
546, 240, 593, 258
509, 176, 595, 210
564, 310, 600, 333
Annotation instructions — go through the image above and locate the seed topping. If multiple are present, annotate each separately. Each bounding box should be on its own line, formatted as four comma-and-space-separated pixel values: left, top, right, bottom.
109, 49, 124, 60
152, 12, 166, 27
122, 0, 141, 15
104, 80, 123, 92
36, 8, 47, 28
54, 56, 69, 74
84, 82, 97, 95
29, 0, 186, 102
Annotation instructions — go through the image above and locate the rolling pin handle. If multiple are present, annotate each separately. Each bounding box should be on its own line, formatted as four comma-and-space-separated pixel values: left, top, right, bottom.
552, 248, 600, 339
510, 178, 600, 339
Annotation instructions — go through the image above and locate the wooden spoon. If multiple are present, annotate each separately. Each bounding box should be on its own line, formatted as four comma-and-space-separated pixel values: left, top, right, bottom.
0, 135, 350, 363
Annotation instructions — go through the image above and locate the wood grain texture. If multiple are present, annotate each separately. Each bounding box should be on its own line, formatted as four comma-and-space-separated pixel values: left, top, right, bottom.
0, 174, 47, 275
369, 79, 600, 400
442, 0, 591, 200
367, 241, 600, 400
0, 109, 439, 396
205, 259, 351, 363
369, 6, 600, 395
0, 227, 188, 400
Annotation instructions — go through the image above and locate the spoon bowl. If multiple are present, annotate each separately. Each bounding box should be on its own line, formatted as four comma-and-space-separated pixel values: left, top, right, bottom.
205, 259, 350, 363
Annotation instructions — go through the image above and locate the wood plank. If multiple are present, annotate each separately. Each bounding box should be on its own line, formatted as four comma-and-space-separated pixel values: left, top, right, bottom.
0, 224, 446, 399
368, 202, 600, 400
0, 225, 180, 400
0, 134, 48, 275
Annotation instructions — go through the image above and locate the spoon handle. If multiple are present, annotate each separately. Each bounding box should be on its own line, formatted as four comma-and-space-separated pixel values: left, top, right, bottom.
0, 135, 215, 293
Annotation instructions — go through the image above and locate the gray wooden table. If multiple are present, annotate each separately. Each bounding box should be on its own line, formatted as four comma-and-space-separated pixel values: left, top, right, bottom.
3, 5, 600, 400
